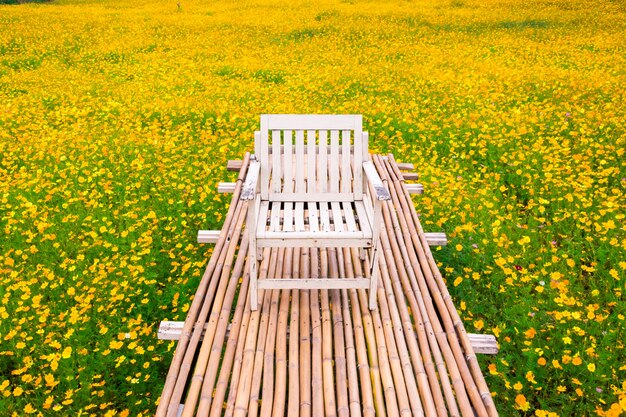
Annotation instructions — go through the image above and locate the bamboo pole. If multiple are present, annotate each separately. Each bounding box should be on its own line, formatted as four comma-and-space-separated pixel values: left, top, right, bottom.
223, 248, 270, 417
381, 154, 496, 416
205, 249, 253, 417
271, 249, 291, 417
378, 202, 450, 417
383, 156, 487, 409
156, 153, 251, 417
388, 155, 498, 416
320, 249, 337, 417
299, 249, 312, 417
253, 248, 283, 417
181, 225, 249, 417
347, 249, 387, 417
310, 249, 324, 415
373, 155, 452, 417
328, 249, 349, 417
287, 249, 301, 417
221, 292, 252, 417
365, 258, 413, 417
351, 250, 400, 416
232, 247, 278, 417
167, 191, 248, 417
376, 243, 426, 417
342, 248, 375, 417
374, 154, 472, 417
335, 249, 363, 417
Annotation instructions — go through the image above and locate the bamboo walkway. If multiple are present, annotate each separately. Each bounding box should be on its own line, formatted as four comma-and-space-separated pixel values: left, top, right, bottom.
155, 153, 499, 417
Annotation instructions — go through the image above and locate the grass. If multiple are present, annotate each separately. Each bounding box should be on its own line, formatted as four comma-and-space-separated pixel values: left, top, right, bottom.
0, 0, 624, 416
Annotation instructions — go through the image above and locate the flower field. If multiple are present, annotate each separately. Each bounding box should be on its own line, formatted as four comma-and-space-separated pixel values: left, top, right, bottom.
0, 0, 624, 415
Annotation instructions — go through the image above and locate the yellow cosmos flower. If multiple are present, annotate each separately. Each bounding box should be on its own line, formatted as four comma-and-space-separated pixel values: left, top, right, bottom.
515, 394, 530, 411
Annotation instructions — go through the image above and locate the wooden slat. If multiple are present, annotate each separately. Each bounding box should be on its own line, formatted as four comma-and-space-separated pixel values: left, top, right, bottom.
424, 232, 447, 246
284, 130, 293, 193
264, 114, 360, 130
362, 194, 374, 227
353, 124, 363, 199
260, 122, 269, 199
283, 202, 294, 232
197, 230, 220, 243
405, 184, 424, 195
330, 202, 345, 232
319, 202, 331, 232
215, 187, 415, 199
294, 202, 305, 232
240, 161, 260, 200
260, 230, 368, 240
318, 130, 328, 193
362, 131, 369, 162
217, 182, 236, 193
267, 144, 357, 155
467, 334, 499, 355
307, 130, 316, 193
272, 130, 282, 193
295, 130, 305, 193
227, 160, 243, 171
197, 229, 444, 246
341, 130, 351, 193
257, 237, 372, 248
363, 161, 390, 201
257, 202, 270, 236
307, 202, 319, 233
329, 130, 339, 193
223, 185, 418, 200
268, 192, 354, 202
403, 173, 419, 181
342, 202, 358, 232
158, 321, 497, 354
396, 162, 414, 170
257, 278, 371, 290
353, 201, 370, 234
270, 202, 281, 232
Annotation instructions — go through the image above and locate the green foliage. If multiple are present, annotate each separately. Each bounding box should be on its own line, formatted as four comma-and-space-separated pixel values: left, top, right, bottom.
0, 0, 624, 415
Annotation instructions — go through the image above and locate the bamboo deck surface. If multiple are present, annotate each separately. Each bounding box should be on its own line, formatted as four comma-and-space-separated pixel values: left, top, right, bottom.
156, 153, 498, 417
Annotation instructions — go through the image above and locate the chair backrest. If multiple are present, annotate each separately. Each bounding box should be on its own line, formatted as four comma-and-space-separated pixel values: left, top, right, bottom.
256, 114, 368, 202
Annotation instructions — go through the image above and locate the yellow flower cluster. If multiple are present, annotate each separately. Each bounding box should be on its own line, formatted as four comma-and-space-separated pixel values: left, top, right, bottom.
0, 0, 624, 415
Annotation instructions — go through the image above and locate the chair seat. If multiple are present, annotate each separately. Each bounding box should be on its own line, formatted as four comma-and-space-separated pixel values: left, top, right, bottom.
255, 200, 373, 248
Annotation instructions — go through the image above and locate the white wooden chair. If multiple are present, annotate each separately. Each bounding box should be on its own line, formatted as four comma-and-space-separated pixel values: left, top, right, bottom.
241, 115, 390, 311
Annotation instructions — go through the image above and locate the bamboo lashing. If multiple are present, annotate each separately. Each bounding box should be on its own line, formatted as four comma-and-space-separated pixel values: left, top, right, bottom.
155, 153, 499, 417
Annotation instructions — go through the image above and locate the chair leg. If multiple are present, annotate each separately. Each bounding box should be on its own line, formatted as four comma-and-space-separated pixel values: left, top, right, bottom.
368, 245, 379, 310
369, 266, 378, 310
249, 229, 258, 311
247, 198, 259, 311
250, 253, 258, 311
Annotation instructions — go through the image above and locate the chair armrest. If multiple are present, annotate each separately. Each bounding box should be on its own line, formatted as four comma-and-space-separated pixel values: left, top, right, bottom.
240, 161, 261, 200
363, 161, 391, 201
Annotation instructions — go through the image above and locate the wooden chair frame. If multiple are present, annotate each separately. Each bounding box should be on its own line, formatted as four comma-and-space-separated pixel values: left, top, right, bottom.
241, 115, 390, 310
